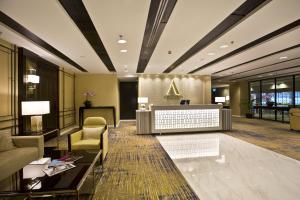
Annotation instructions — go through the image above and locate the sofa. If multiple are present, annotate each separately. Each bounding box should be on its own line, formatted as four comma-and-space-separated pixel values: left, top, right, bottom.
68, 117, 108, 162
0, 134, 44, 181
289, 108, 300, 131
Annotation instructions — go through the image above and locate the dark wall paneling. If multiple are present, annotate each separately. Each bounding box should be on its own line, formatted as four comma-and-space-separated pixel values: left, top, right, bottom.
119, 81, 138, 119
136, 0, 177, 73
59, 0, 116, 72
0, 11, 87, 72
18, 48, 59, 134
163, 0, 270, 73
189, 19, 300, 74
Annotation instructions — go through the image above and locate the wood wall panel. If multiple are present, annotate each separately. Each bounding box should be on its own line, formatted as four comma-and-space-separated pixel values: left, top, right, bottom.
59, 69, 75, 130
0, 47, 11, 116
0, 39, 17, 134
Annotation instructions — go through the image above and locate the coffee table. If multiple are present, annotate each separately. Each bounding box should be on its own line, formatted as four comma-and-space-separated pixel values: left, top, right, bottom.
0, 148, 102, 199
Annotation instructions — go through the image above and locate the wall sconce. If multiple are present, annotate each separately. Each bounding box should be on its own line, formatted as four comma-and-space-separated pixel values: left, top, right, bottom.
24, 74, 40, 83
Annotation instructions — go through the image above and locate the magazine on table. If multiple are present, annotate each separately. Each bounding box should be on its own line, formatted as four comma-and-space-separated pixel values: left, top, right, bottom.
43, 163, 75, 177
58, 154, 83, 163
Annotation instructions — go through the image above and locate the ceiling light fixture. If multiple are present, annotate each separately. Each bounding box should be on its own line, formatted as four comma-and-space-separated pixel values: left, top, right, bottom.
120, 49, 128, 53
207, 52, 215, 56
118, 35, 127, 44
269, 73, 273, 76
220, 45, 229, 49
258, 75, 263, 78
279, 56, 288, 60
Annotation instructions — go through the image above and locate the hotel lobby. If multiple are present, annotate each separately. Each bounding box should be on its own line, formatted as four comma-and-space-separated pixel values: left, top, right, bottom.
0, 0, 300, 199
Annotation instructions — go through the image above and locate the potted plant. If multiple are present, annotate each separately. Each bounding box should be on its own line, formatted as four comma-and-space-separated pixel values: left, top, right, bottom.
245, 99, 255, 118
83, 91, 95, 108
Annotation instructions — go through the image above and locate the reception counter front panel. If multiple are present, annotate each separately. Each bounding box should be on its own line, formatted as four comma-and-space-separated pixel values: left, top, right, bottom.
151, 105, 222, 133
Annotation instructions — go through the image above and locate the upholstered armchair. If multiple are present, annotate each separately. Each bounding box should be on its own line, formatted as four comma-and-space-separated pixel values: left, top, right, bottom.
68, 117, 109, 161
289, 108, 300, 131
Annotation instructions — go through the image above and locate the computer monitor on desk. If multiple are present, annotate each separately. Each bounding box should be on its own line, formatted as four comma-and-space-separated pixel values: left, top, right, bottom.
180, 99, 190, 105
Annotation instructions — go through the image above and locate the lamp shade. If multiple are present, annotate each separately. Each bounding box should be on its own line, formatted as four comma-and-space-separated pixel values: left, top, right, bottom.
138, 97, 148, 104
22, 101, 50, 116
24, 75, 40, 83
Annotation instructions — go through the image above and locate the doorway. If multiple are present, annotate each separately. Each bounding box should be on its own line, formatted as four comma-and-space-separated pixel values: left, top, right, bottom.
119, 80, 138, 119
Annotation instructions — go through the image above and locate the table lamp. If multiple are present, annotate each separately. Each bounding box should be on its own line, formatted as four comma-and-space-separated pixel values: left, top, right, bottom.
21, 101, 50, 132
138, 97, 148, 110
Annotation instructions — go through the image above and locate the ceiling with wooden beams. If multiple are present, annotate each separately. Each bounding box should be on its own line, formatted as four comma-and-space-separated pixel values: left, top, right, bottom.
0, 0, 299, 81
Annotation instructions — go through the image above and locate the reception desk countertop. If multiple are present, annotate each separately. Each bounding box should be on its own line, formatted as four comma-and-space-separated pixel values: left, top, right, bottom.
151, 104, 223, 133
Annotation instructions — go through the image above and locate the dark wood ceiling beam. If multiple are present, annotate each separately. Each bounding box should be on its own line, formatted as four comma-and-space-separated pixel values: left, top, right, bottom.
189, 19, 300, 74
231, 64, 300, 81
0, 11, 87, 72
59, 0, 116, 72
214, 57, 300, 81
163, 0, 270, 73
136, 0, 177, 73
213, 44, 300, 77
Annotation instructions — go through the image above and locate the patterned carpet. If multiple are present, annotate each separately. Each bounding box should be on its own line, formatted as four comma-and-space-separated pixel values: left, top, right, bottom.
93, 122, 198, 200
228, 117, 300, 161
45, 118, 300, 199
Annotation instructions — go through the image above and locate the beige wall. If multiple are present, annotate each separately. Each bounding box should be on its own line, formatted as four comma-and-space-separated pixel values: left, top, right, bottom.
59, 69, 76, 130
230, 81, 249, 116
75, 74, 120, 126
138, 74, 211, 106
0, 39, 18, 135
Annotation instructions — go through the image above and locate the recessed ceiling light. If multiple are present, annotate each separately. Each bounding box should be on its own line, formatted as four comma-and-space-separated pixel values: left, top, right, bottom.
279, 56, 288, 60
118, 35, 127, 44
207, 52, 215, 56
120, 49, 128, 53
220, 44, 229, 49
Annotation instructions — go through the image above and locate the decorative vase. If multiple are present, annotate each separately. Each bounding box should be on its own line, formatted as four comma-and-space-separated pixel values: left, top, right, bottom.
84, 100, 92, 108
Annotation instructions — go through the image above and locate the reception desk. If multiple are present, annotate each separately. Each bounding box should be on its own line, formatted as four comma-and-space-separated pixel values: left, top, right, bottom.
136, 104, 231, 134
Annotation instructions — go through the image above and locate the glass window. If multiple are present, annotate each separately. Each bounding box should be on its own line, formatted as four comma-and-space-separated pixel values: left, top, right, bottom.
276, 76, 293, 122
250, 81, 260, 118
261, 79, 275, 120
295, 76, 300, 107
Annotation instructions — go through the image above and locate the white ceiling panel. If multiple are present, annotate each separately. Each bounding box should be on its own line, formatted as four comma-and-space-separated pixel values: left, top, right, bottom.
199, 27, 300, 75
0, 0, 108, 73
83, 0, 150, 75
145, 0, 244, 73
214, 47, 300, 77
175, 0, 300, 74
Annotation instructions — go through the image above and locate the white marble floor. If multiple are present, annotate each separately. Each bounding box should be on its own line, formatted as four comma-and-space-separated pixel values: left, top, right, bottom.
157, 133, 300, 200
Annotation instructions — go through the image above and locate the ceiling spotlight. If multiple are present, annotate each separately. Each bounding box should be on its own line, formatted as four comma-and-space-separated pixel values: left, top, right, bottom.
120, 49, 128, 53
279, 56, 288, 60
118, 35, 127, 44
220, 44, 229, 49
207, 52, 215, 56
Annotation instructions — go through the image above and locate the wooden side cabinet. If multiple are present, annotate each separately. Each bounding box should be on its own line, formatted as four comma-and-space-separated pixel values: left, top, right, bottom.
136, 110, 151, 134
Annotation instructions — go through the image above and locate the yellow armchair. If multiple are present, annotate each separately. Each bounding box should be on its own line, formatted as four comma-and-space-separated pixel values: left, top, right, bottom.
68, 117, 109, 161
289, 108, 300, 130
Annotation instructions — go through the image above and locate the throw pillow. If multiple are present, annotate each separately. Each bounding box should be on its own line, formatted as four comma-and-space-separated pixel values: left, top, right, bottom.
82, 127, 103, 140
0, 134, 16, 152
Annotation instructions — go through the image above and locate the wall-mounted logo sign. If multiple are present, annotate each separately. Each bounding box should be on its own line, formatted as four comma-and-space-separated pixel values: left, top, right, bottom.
166, 79, 181, 97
